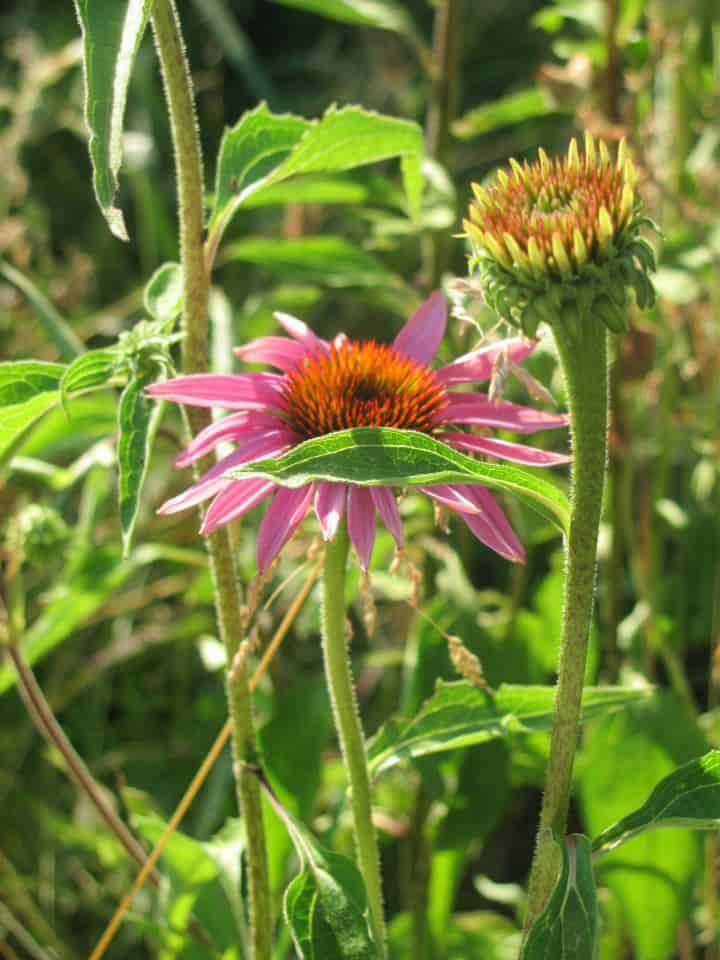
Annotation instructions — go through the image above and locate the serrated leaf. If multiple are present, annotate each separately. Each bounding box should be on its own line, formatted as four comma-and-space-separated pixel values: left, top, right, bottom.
226, 427, 570, 534
208, 104, 424, 255
118, 372, 164, 557
453, 88, 561, 141
222, 236, 399, 288
270, 0, 419, 37
367, 682, 652, 777
61, 350, 120, 396
73, 0, 154, 240
592, 750, 720, 854
144, 261, 183, 322
521, 835, 597, 960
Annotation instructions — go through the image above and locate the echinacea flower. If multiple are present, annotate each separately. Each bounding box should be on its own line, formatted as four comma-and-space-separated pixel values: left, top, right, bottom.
464, 133, 656, 335
147, 292, 569, 572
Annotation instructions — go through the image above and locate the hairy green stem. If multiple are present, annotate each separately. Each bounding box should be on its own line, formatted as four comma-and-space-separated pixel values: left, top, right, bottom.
525, 316, 609, 928
151, 3, 272, 956
321, 526, 387, 954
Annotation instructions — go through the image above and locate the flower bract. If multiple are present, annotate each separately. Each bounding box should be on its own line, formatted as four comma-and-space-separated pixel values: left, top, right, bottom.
148, 293, 570, 572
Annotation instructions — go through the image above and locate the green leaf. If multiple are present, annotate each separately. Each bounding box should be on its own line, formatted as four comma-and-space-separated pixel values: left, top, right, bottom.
241, 174, 368, 208
270, 0, 420, 37
144, 261, 183, 322
0, 362, 66, 467
367, 682, 652, 777
593, 750, 720, 854
225, 427, 570, 534
222, 237, 399, 288
73, 0, 154, 240
117, 373, 163, 557
520, 835, 597, 960
208, 103, 424, 255
452, 88, 560, 141
61, 350, 120, 396
0, 260, 83, 359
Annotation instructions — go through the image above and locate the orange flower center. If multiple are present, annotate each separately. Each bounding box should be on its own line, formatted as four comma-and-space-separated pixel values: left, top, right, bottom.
283, 340, 448, 439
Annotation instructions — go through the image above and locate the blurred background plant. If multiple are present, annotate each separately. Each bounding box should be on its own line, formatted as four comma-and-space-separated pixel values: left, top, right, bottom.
0, 0, 719, 958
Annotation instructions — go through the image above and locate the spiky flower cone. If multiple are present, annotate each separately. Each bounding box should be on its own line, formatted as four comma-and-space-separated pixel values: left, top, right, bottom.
464, 133, 657, 335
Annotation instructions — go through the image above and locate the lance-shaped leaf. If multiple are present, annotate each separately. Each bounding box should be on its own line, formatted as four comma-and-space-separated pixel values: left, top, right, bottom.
593, 750, 720, 855
74, 0, 154, 240
270, 0, 421, 39
521, 835, 597, 960
144, 261, 183, 323
118, 372, 164, 557
61, 350, 120, 397
367, 682, 652, 778
226, 427, 571, 533
254, 772, 378, 959
208, 103, 424, 258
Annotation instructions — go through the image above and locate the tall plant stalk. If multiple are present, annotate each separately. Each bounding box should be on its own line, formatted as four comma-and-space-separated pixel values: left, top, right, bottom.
150, 2, 272, 956
525, 315, 609, 926
321, 524, 387, 955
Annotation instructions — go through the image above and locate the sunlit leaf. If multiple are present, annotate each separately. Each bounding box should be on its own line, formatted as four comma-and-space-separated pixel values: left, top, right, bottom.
61, 350, 120, 396
0, 362, 66, 467
367, 682, 652, 777
73, 0, 154, 240
452, 88, 561, 141
144, 261, 183, 323
226, 427, 571, 533
270, 0, 420, 37
520, 835, 597, 960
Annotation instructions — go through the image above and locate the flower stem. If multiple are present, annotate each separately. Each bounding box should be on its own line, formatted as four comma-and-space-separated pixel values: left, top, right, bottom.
150, 3, 271, 956
525, 315, 609, 929
321, 525, 387, 955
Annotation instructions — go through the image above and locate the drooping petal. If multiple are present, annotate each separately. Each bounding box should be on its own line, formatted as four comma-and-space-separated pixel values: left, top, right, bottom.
370, 487, 404, 548
418, 484, 482, 515
147, 373, 288, 410
200, 479, 275, 534
234, 336, 311, 372
274, 312, 329, 353
175, 412, 289, 467
158, 433, 291, 515
437, 337, 535, 385
393, 290, 447, 364
257, 485, 314, 572
441, 393, 569, 433
442, 432, 571, 466
314, 482, 347, 541
347, 486, 376, 571
457, 486, 525, 562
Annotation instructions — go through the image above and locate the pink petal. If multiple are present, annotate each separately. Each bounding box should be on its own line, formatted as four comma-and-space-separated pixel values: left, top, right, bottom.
234, 336, 311, 372
458, 486, 525, 562
146, 373, 288, 411
274, 312, 329, 353
442, 432, 571, 467
158, 433, 291, 515
257, 485, 314, 572
393, 290, 447, 365
418, 484, 482, 515
175, 412, 289, 467
441, 393, 569, 434
370, 487, 404, 548
200, 479, 275, 534
347, 486, 376, 571
314, 482, 347, 541
437, 337, 536, 385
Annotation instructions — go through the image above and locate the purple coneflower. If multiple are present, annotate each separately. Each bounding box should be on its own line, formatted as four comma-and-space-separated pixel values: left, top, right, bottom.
147, 292, 569, 572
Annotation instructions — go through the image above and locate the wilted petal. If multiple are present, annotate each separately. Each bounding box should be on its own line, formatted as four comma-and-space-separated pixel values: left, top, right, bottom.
175, 412, 290, 467
158, 433, 291, 515
370, 487, 403, 548
234, 336, 311, 372
437, 337, 535, 385
442, 432, 571, 466
442, 393, 569, 433
393, 290, 447, 364
147, 373, 288, 410
274, 312, 329, 353
458, 486, 525, 562
347, 486, 376, 571
315, 482, 347, 541
200, 479, 275, 534
257, 485, 314, 572
418, 484, 482, 515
